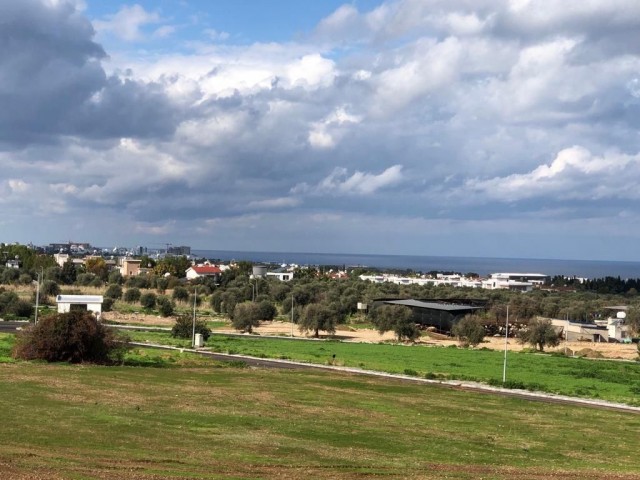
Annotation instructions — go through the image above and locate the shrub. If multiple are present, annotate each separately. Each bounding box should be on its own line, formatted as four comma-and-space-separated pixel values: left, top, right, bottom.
104, 284, 123, 299
140, 292, 157, 309
12, 311, 129, 364
171, 314, 211, 341
172, 286, 190, 302
157, 296, 175, 317
102, 297, 115, 312
18, 273, 33, 285
8, 299, 34, 318
123, 288, 141, 303
41, 280, 60, 297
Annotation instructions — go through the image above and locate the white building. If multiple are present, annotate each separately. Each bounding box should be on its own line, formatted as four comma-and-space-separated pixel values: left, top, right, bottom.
56, 295, 104, 316
481, 273, 548, 292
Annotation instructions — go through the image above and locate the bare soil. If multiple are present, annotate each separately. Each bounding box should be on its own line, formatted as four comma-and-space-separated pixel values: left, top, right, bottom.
103, 312, 639, 360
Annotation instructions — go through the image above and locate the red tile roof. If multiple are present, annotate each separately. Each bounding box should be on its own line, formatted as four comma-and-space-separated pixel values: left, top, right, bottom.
191, 265, 222, 275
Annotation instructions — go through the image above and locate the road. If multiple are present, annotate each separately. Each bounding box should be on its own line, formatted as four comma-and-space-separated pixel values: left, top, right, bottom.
0, 321, 28, 333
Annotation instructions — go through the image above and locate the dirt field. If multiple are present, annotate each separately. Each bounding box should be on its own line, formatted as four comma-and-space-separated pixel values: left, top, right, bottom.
104, 312, 640, 360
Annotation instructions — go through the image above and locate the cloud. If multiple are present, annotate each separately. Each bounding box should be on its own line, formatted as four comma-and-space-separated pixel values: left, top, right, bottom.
294, 165, 404, 196
93, 4, 161, 42
463, 146, 640, 201
3, 0, 640, 260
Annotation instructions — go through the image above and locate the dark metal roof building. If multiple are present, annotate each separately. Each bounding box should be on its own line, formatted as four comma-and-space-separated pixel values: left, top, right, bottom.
374, 298, 483, 333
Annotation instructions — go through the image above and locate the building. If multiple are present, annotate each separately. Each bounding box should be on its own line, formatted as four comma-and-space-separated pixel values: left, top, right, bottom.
374, 298, 483, 333
266, 270, 293, 281
119, 258, 142, 277
168, 245, 191, 256
481, 273, 548, 292
186, 265, 222, 281
56, 295, 104, 316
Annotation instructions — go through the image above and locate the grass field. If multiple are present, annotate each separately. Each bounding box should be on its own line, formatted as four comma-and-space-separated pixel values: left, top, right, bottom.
124, 331, 640, 406
1, 345, 640, 479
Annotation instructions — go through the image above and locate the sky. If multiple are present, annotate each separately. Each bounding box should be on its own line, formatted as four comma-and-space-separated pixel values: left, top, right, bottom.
2, 0, 640, 261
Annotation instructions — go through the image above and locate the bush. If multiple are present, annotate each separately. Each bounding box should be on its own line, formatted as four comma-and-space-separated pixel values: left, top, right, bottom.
157, 295, 175, 317
140, 292, 157, 309
104, 284, 123, 300
41, 280, 60, 297
123, 288, 141, 303
12, 311, 129, 364
172, 286, 190, 302
102, 297, 115, 312
171, 314, 211, 341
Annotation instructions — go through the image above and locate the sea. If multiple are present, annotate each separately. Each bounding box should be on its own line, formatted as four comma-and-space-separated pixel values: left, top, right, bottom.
192, 250, 640, 279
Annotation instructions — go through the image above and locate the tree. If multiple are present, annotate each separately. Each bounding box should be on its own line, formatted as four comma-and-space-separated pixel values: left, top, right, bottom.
108, 270, 123, 285
298, 303, 336, 338
140, 292, 157, 310
123, 288, 141, 303
370, 304, 418, 342
451, 315, 486, 347
171, 314, 211, 341
13, 310, 128, 364
41, 280, 60, 298
104, 284, 123, 300
157, 296, 175, 317
232, 302, 261, 333
85, 257, 108, 280
154, 256, 192, 278
172, 286, 190, 302
626, 306, 640, 336
60, 259, 77, 285
519, 318, 561, 352
257, 300, 277, 321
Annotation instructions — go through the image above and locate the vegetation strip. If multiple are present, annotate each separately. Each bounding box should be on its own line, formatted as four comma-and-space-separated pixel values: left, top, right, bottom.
130, 342, 640, 414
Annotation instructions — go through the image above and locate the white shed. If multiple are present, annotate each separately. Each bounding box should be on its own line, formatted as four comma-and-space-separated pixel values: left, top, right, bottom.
56, 295, 104, 315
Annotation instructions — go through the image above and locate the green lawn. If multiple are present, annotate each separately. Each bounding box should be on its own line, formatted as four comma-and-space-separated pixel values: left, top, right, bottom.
126, 331, 640, 405
1, 354, 640, 479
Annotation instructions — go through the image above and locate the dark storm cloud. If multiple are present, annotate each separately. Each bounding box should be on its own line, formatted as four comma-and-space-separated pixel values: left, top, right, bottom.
0, 0, 180, 148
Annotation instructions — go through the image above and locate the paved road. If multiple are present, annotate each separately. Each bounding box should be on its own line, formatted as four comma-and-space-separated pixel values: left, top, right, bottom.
0, 321, 28, 333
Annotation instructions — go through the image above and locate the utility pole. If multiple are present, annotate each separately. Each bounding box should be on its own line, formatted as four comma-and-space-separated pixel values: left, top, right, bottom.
34, 269, 42, 325
192, 288, 197, 348
502, 305, 509, 383
291, 295, 294, 337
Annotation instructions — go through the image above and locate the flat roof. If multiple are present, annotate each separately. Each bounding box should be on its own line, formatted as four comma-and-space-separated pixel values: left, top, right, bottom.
491, 273, 548, 277
382, 299, 482, 312
56, 295, 104, 304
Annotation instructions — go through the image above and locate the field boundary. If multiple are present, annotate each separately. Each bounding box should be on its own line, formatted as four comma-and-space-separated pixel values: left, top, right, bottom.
130, 341, 640, 414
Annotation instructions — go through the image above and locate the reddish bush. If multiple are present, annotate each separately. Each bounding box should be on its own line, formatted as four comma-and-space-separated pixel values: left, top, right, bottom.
13, 311, 128, 364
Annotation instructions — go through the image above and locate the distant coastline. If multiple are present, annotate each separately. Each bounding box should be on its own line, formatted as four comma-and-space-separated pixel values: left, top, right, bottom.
192, 250, 640, 279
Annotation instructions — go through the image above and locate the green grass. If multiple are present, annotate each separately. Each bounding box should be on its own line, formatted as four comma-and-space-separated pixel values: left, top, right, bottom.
126, 331, 640, 405
0, 333, 15, 363
1, 358, 639, 479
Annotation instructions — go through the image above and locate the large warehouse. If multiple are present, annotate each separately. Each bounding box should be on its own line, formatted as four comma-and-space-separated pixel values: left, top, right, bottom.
373, 298, 484, 333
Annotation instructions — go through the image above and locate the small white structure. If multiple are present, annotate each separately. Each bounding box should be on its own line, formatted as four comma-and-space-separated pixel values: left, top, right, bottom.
56, 295, 104, 315
266, 271, 293, 281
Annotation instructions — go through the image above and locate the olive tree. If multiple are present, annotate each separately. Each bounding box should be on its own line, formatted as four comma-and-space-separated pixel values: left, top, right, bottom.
298, 303, 336, 338
518, 318, 560, 352
232, 301, 261, 333
451, 315, 486, 347
370, 304, 418, 342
